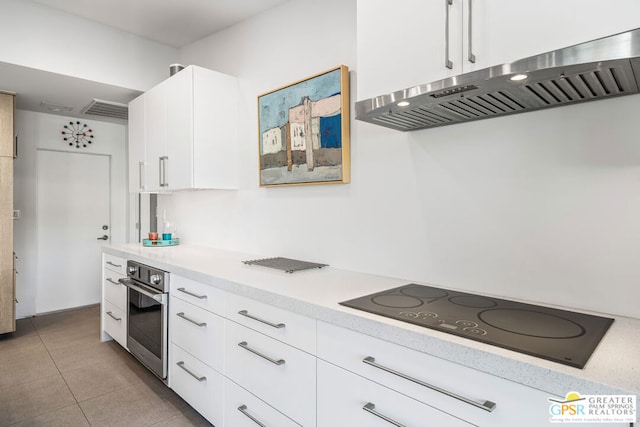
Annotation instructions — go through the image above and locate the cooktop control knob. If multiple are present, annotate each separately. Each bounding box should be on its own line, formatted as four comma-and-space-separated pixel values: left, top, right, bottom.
150, 274, 162, 285
127, 266, 137, 275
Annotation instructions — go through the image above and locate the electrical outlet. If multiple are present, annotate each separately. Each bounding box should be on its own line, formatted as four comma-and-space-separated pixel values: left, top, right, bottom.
13, 210, 20, 220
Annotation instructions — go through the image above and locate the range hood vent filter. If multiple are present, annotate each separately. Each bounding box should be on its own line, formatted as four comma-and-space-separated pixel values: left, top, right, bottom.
356, 28, 640, 132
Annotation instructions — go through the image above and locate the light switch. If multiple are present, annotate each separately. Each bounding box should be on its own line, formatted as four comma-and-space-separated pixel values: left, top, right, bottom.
12, 210, 20, 220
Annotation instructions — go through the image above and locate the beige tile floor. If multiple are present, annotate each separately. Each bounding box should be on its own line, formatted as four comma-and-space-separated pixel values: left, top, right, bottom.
0, 305, 213, 427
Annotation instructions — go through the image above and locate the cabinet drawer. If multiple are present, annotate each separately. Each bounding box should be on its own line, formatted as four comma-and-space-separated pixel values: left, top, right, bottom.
225, 378, 301, 427
318, 321, 556, 427
318, 360, 473, 427
170, 344, 224, 426
102, 300, 126, 348
226, 293, 316, 354
103, 254, 126, 275
225, 320, 316, 426
170, 297, 224, 372
103, 272, 126, 309
170, 275, 225, 315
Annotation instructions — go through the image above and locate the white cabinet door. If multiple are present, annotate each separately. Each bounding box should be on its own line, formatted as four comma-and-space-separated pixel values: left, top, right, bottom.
226, 292, 316, 354
225, 378, 301, 427
164, 68, 193, 191
192, 66, 238, 190
318, 321, 557, 427
465, 0, 640, 72
128, 95, 146, 192
102, 300, 126, 348
225, 320, 316, 426
357, 0, 462, 100
144, 82, 167, 192
318, 360, 473, 427
170, 344, 224, 426
170, 296, 224, 372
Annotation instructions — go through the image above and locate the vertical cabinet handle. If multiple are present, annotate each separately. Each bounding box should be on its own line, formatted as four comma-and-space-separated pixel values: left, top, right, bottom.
14, 135, 18, 159
159, 156, 169, 187
176, 361, 206, 382
445, 0, 454, 69
363, 403, 406, 427
467, 0, 476, 63
363, 356, 496, 412
139, 161, 145, 190
237, 405, 267, 427
238, 310, 285, 329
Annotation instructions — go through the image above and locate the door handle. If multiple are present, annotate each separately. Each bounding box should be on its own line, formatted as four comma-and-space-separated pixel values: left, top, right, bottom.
97, 235, 109, 240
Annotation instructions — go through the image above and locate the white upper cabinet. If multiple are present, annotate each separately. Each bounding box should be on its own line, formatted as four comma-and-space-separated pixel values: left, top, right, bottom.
357, 0, 640, 99
465, 0, 640, 72
128, 65, 238, 193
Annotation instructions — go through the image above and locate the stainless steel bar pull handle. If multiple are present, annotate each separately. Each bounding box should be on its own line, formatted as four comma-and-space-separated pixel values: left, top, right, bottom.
445, 0, 454, 69
237, 405, 267, 427
177, 287, 207, 299
176, 312, 207, 327
139, 161, 145, 190
106, 261, 122, 268
363, 356, 496, 412
159, 156, 169, 187
238, 341, 285, 366
176, 361, 206, 382
467, 0, 476, 63
363, 403, 406, 427
106, 278, 121, 286
106, 311, 121, 321
238, 310, 285, 329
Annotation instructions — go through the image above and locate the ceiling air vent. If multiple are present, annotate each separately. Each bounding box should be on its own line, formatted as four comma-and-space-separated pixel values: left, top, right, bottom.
81, 98, 128, 120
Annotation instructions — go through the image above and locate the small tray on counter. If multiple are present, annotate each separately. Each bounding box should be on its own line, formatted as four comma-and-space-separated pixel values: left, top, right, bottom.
143, 238, 180, 247
242, 257, 327, 273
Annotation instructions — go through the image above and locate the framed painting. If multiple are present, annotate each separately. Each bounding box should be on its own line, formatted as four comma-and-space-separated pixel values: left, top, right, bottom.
258, 65, 350, 187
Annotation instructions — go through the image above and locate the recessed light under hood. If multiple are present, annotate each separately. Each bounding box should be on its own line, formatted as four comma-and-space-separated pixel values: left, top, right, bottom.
355, 28, 640, 132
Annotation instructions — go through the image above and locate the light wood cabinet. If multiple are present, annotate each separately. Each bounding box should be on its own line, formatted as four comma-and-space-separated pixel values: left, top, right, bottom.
128, 65, 239, 193
0, 92, 15, 334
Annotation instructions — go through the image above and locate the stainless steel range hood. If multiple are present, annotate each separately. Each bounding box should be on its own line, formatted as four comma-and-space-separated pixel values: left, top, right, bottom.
355, 28, 640, 132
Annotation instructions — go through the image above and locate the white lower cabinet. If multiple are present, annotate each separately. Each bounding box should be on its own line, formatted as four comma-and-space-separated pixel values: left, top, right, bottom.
317, 321, 557, 427
170, 296, 224, 372
225, 319, 316, 426
170, 344, 224, 426
102, 300, 126, 347
317, 360, 473, 427
101, 254, 127, 348
225, 378, 301, 427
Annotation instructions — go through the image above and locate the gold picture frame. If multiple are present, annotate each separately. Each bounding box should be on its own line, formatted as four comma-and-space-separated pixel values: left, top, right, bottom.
257, 65, 350, 187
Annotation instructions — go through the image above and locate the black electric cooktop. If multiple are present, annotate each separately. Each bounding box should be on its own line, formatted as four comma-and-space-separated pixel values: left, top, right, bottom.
340, 284, 614, 369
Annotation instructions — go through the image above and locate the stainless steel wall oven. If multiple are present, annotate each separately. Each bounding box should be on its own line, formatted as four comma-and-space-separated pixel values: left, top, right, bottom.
119, 260, 169, 381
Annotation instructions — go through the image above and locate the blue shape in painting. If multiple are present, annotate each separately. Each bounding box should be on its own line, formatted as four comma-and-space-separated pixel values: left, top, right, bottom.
320, 114, 341, 148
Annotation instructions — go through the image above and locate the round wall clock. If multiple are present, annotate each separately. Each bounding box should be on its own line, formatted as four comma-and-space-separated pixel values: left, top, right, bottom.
61, 121, 94, 148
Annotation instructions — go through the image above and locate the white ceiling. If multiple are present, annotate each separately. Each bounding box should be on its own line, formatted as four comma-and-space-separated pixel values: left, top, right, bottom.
28, 0, 291, 48
5, 0, 290, 123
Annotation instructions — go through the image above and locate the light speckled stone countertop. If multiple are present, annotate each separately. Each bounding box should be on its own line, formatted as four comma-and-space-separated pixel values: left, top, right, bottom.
103, 243, 640, 399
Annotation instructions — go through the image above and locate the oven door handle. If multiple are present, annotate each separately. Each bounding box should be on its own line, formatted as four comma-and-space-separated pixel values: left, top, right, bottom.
118, 278, 167, 305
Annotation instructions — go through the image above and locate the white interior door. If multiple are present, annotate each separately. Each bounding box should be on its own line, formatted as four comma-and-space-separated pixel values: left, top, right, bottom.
36, 150, 110, 314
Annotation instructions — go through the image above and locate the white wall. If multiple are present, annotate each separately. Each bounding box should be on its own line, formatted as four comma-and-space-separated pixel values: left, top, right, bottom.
13, 110, 127, 317
162, 0, 638, 319
0, 0, 178, 91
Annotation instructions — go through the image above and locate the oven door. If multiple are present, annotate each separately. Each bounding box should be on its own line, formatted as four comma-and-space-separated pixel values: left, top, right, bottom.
120, 278, 168, 380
